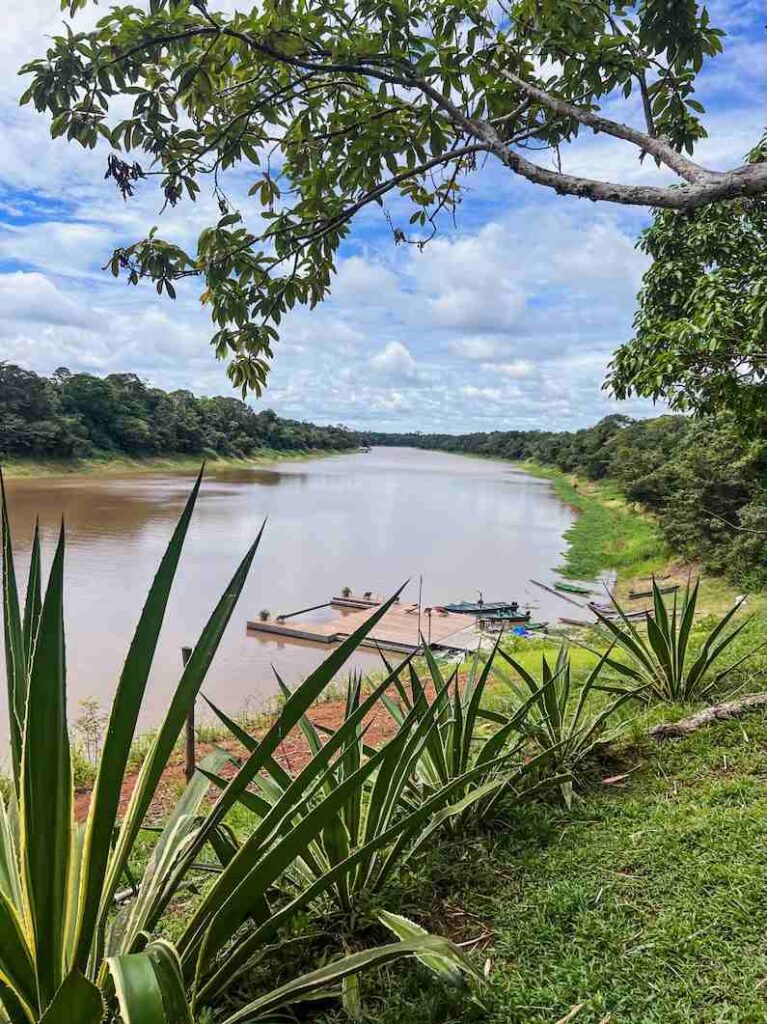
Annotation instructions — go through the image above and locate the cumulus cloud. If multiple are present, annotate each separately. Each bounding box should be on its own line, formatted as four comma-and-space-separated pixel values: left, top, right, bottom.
0, 272, 94, 329
449, 336, 511, 361
370, 341, 419, 380
485, 360, 536, 378
460, 385, 503, 401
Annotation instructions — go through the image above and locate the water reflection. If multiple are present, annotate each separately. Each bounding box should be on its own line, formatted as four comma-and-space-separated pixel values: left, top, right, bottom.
0, 448, 574, 743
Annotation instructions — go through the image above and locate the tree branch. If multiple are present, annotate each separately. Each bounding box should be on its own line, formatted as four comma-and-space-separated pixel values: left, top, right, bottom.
649, 693, 767, 739
499, 70, 715, 184
495, 149, 767, 210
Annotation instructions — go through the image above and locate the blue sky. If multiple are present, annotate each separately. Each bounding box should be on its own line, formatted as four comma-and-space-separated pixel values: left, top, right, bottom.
0, 1, 764, 431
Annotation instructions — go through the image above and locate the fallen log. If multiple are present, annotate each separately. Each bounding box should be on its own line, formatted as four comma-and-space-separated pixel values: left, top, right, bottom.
648, 692, 767, 740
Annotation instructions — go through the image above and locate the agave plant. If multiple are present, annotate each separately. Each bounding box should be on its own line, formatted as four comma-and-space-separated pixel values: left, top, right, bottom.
200, 662, 515, 936
496, 645, 637, 806
593, 577, 760, 703
0, 473, 476, 1023
379, 644, 568, 822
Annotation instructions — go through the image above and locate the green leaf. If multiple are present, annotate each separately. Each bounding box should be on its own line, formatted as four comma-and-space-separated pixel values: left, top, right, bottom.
109, 940, 192, 1024
76, 470, 204, 969
0, 888, 36, 1018
102, 518, 266, 929
219, 937, 477, 1024
20, 522, 71, 1008
1, 472, 26, 787
39, 970, 104, 1024
379, 911, 479, 987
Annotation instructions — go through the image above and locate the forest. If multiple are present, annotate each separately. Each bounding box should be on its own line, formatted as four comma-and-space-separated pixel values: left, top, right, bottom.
0, 362, 357, 459
366, 415, 767, 589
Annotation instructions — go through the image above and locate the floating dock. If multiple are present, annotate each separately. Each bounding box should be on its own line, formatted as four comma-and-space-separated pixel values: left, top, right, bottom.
248, 597, 482, 656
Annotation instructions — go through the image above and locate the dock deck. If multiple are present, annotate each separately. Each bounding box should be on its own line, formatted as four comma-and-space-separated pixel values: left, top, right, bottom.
248, 601, 481, 656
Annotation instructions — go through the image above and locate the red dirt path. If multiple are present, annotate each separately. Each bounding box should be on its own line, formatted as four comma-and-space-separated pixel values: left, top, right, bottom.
73, 689, 411, 823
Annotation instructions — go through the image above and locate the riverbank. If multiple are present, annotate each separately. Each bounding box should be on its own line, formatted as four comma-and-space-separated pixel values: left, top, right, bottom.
1, 447, 358, 478
57, 452, 752, 804
518, 461, 668, 584
369, 704, 767, 1024
516, 460, 747, 619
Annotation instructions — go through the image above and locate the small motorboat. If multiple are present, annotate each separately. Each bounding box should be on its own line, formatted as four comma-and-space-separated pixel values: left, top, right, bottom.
477, 609, 531, 623
443, 600, 519, 615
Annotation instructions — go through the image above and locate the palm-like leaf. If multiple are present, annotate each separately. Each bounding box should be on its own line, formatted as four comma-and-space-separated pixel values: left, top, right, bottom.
593, 577, 759, 702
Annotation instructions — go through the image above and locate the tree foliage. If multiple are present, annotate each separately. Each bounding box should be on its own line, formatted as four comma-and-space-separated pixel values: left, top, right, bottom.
20, 0, 766, 391
607, 197, 767, 424
0, 362, 355, 460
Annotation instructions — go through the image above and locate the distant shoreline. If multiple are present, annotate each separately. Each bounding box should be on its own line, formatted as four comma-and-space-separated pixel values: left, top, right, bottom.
0, 447, 361, 479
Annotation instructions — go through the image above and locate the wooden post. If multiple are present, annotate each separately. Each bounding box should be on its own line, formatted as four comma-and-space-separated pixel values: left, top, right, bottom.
182, 646, 195, 784
417, 574, 423, 648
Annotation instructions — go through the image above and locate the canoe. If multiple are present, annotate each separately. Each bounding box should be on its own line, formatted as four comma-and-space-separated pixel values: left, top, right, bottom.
553, 581, 594, 596
628, 584, 680, 600
589, 602, 647, 622
443, 600, 519, 615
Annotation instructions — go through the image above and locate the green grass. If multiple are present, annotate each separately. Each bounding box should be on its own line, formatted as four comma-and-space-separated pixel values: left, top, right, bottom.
520, 462, 668, 582
350, 709, 767, 1024
0, 447, 356, 478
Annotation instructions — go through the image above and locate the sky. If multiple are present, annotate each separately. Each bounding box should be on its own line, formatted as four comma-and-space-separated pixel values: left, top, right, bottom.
0, 2, 764, 432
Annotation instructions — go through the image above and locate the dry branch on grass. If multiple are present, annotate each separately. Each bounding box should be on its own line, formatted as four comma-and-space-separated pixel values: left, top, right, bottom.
648, 693, 767, 739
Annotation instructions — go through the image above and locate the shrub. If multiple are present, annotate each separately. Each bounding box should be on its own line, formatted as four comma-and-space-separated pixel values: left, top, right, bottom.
594, 577, 761, 702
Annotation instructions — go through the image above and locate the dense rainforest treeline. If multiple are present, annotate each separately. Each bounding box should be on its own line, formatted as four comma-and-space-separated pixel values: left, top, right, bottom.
0, 362, 356, 459
5, 361, 766, 586
365, 416, 767, 588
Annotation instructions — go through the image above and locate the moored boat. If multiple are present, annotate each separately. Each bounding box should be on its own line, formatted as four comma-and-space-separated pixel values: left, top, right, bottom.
553, 581, 594, 596
628, 584, 680, 600
443, 600, 519, 615
477, 609, 531, 623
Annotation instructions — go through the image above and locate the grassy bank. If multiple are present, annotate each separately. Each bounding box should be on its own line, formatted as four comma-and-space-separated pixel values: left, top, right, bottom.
520, 461, 668, 583
360, 707, 767, 1024
0, 447, 357, 478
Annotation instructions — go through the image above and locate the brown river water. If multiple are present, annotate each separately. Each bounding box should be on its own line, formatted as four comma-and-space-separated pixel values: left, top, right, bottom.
1, 447, 575, 744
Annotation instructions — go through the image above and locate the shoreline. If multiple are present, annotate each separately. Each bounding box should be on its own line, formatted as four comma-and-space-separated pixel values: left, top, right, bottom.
516, 459, 668, 584
0, 447, 361, 479
10, 447, 747, 815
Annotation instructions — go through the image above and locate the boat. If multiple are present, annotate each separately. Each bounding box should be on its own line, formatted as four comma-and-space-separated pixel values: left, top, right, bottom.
589, 601, 647, 622
628, 584, 680, 600
480, 617, 547, 634
554, 581, 594, 596
443, 600, 519, 615
477, 609, 531, 623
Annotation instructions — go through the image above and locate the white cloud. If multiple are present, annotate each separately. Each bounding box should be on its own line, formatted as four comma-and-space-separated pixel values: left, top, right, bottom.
370, 341, 419, 380
485, 360, 536, 378
0, 272, 93, 329
449, 336, 510, 361
460, 385, 503, 401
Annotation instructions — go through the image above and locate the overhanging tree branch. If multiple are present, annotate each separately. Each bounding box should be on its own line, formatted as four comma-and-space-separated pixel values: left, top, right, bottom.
498, 70, 715, 184
495, 149, 767, 210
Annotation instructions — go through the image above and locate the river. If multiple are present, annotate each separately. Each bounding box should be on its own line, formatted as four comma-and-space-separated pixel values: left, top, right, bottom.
1, 447, 575, 738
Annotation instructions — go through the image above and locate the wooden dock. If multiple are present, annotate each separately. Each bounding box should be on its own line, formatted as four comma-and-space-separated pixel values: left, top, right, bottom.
248, 599, 481, 656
